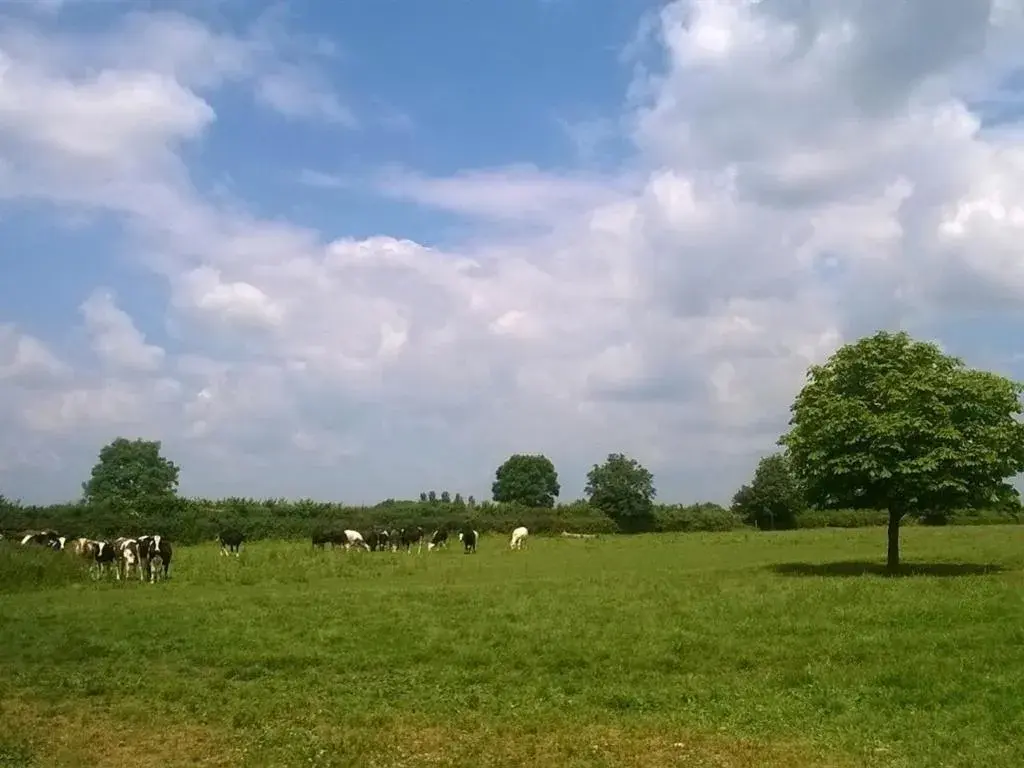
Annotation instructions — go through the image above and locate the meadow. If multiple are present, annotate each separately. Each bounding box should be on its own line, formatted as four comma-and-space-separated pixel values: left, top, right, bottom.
2, 527, 1023, 767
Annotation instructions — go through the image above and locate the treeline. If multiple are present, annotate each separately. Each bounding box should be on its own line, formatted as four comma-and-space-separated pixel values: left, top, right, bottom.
1, 495, 1019, 546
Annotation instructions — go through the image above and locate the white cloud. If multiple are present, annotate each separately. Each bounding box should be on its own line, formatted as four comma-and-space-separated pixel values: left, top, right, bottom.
3, 1, 1024, 504
80, 289, 165, 372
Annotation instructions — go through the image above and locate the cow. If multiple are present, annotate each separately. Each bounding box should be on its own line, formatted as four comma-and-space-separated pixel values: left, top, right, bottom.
366, 529, 390, 552
71, 539, 116, 579
140, 535, 172, 582
459, 527, 478, 554
399, 526, 425, 553
343, 530, 371, 552
312, 530, 346, 549
509, 526, 528, 550
113, 537, 143, 581
20, 530, 61, 548
427, 528, 449, 551
218, 528, 244, 557
388, 528, 401, 552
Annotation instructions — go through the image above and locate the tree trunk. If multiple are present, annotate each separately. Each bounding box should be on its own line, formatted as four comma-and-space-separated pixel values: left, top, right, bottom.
886, 508, 901, 573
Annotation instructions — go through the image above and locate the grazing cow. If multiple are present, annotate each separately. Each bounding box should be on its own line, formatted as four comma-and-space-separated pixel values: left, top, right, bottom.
427, 528, 449, 551
140, 535, 172, 582
218, 528, 244, 557
459, 527, 479, 554
312, 530, 346, 549
388, 529, 401, 552
399, 526, 425, 553
343, 529, 371, 552
509, 526, 528, 550
20, 530, 61, 548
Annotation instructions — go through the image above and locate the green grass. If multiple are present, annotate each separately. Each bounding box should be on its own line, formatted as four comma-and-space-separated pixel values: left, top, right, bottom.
2, 527, 1024, 767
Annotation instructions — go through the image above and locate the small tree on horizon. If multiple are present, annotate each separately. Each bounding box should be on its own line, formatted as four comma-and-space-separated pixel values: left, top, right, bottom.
492, 454, 560, 508
780, 330, 1024, 572
731, 453, 804, 530
82, 437, 180, 516
585, 453, 656, 532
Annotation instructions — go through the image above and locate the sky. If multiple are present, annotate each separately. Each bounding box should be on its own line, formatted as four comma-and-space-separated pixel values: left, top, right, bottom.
2, 0, 1024, 506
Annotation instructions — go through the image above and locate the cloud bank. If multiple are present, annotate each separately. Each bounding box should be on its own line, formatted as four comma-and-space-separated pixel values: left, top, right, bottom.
2, 0, 1024, 503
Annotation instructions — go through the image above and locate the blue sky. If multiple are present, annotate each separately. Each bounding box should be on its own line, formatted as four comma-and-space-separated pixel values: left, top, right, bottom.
2, 0, 1024, 505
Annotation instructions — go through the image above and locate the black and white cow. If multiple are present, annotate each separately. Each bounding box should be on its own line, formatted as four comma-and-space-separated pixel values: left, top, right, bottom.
113, 537, 143, 581
459, 527, 479, 554
218, 528, 244, 557
388, 528, 401, 552
342, 529, 371, 552
366, 529, 390, 552
140, 535, 172, 582
399, 526, 425, 553
20, 530, 61, 548
427, 528, 449, 551
312, 529, 347, 549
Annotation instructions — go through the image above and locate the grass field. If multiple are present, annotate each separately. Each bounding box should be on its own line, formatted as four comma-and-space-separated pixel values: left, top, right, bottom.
2, 527, 1024, 767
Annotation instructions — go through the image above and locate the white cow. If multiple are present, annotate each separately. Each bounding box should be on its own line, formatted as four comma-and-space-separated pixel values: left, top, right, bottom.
509, 526, 529, 550
343, 529, 371, 551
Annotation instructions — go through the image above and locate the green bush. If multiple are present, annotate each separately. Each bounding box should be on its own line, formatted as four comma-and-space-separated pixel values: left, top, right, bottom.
794, 509, 890, 528
654, 503, 745, 532
0, 541, 90, 593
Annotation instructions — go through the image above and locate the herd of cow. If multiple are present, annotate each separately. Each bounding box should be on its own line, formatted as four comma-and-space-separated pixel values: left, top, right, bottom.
308, 524, 530, 554
6, 524, 531, 581
10, 529, 173, 582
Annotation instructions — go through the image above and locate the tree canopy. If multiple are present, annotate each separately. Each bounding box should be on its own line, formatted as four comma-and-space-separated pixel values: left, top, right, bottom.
731, 453, 803, 530
585, 453, 656, 532
779, 330, 1024, 570
491, 454, 560, 508
82, 437, 180, 514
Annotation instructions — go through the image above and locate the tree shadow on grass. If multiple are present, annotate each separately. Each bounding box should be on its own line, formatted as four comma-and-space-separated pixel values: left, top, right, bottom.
769, 561, 1006, 578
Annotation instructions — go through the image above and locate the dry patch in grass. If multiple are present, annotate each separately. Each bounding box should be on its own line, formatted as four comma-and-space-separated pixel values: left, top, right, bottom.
1, 696, 853, 768
0, 696, 239, 767
349, 722, 854, 768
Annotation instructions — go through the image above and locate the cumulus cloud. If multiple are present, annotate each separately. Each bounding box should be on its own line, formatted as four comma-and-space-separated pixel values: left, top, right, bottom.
2, 0, 1024, 503
80, 289, 166, 372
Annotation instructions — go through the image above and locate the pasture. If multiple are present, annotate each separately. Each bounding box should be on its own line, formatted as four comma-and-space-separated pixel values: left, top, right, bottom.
2, 527, 1024, 767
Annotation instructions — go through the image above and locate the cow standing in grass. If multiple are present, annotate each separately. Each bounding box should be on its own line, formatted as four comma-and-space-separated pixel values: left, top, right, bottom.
399, 526, 424, 553
219, 528, 244, 557
312, 530, 346, 549
113, 537, 143, 581
509, 526, 528, 550
427, 528, 448, 551
366, 530, 390, 552
459, 527, 478, 554
343, 530, 371, 552
20, 530, 61, 548
141, 535, 172, 582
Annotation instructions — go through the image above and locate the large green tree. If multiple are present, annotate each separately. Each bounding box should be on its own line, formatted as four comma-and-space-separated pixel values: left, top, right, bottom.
780, 330, 1024, 571
82, 437, 180, 514
731, 453, 804, 530
585, 453, 656, 532
491, 454, 560, 508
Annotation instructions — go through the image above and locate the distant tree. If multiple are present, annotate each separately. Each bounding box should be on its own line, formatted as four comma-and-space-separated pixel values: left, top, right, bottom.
82, 437, 180, 515
731, 453, 804, 530
440, 490, 451, 504
419, 492, 428, 503
428, 490, 437, 503
585, 453, 656, 532
467, 495, 476, 508
780, 330, 1024, 571
453, 492, 465, 507
492, 454, 560, 507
